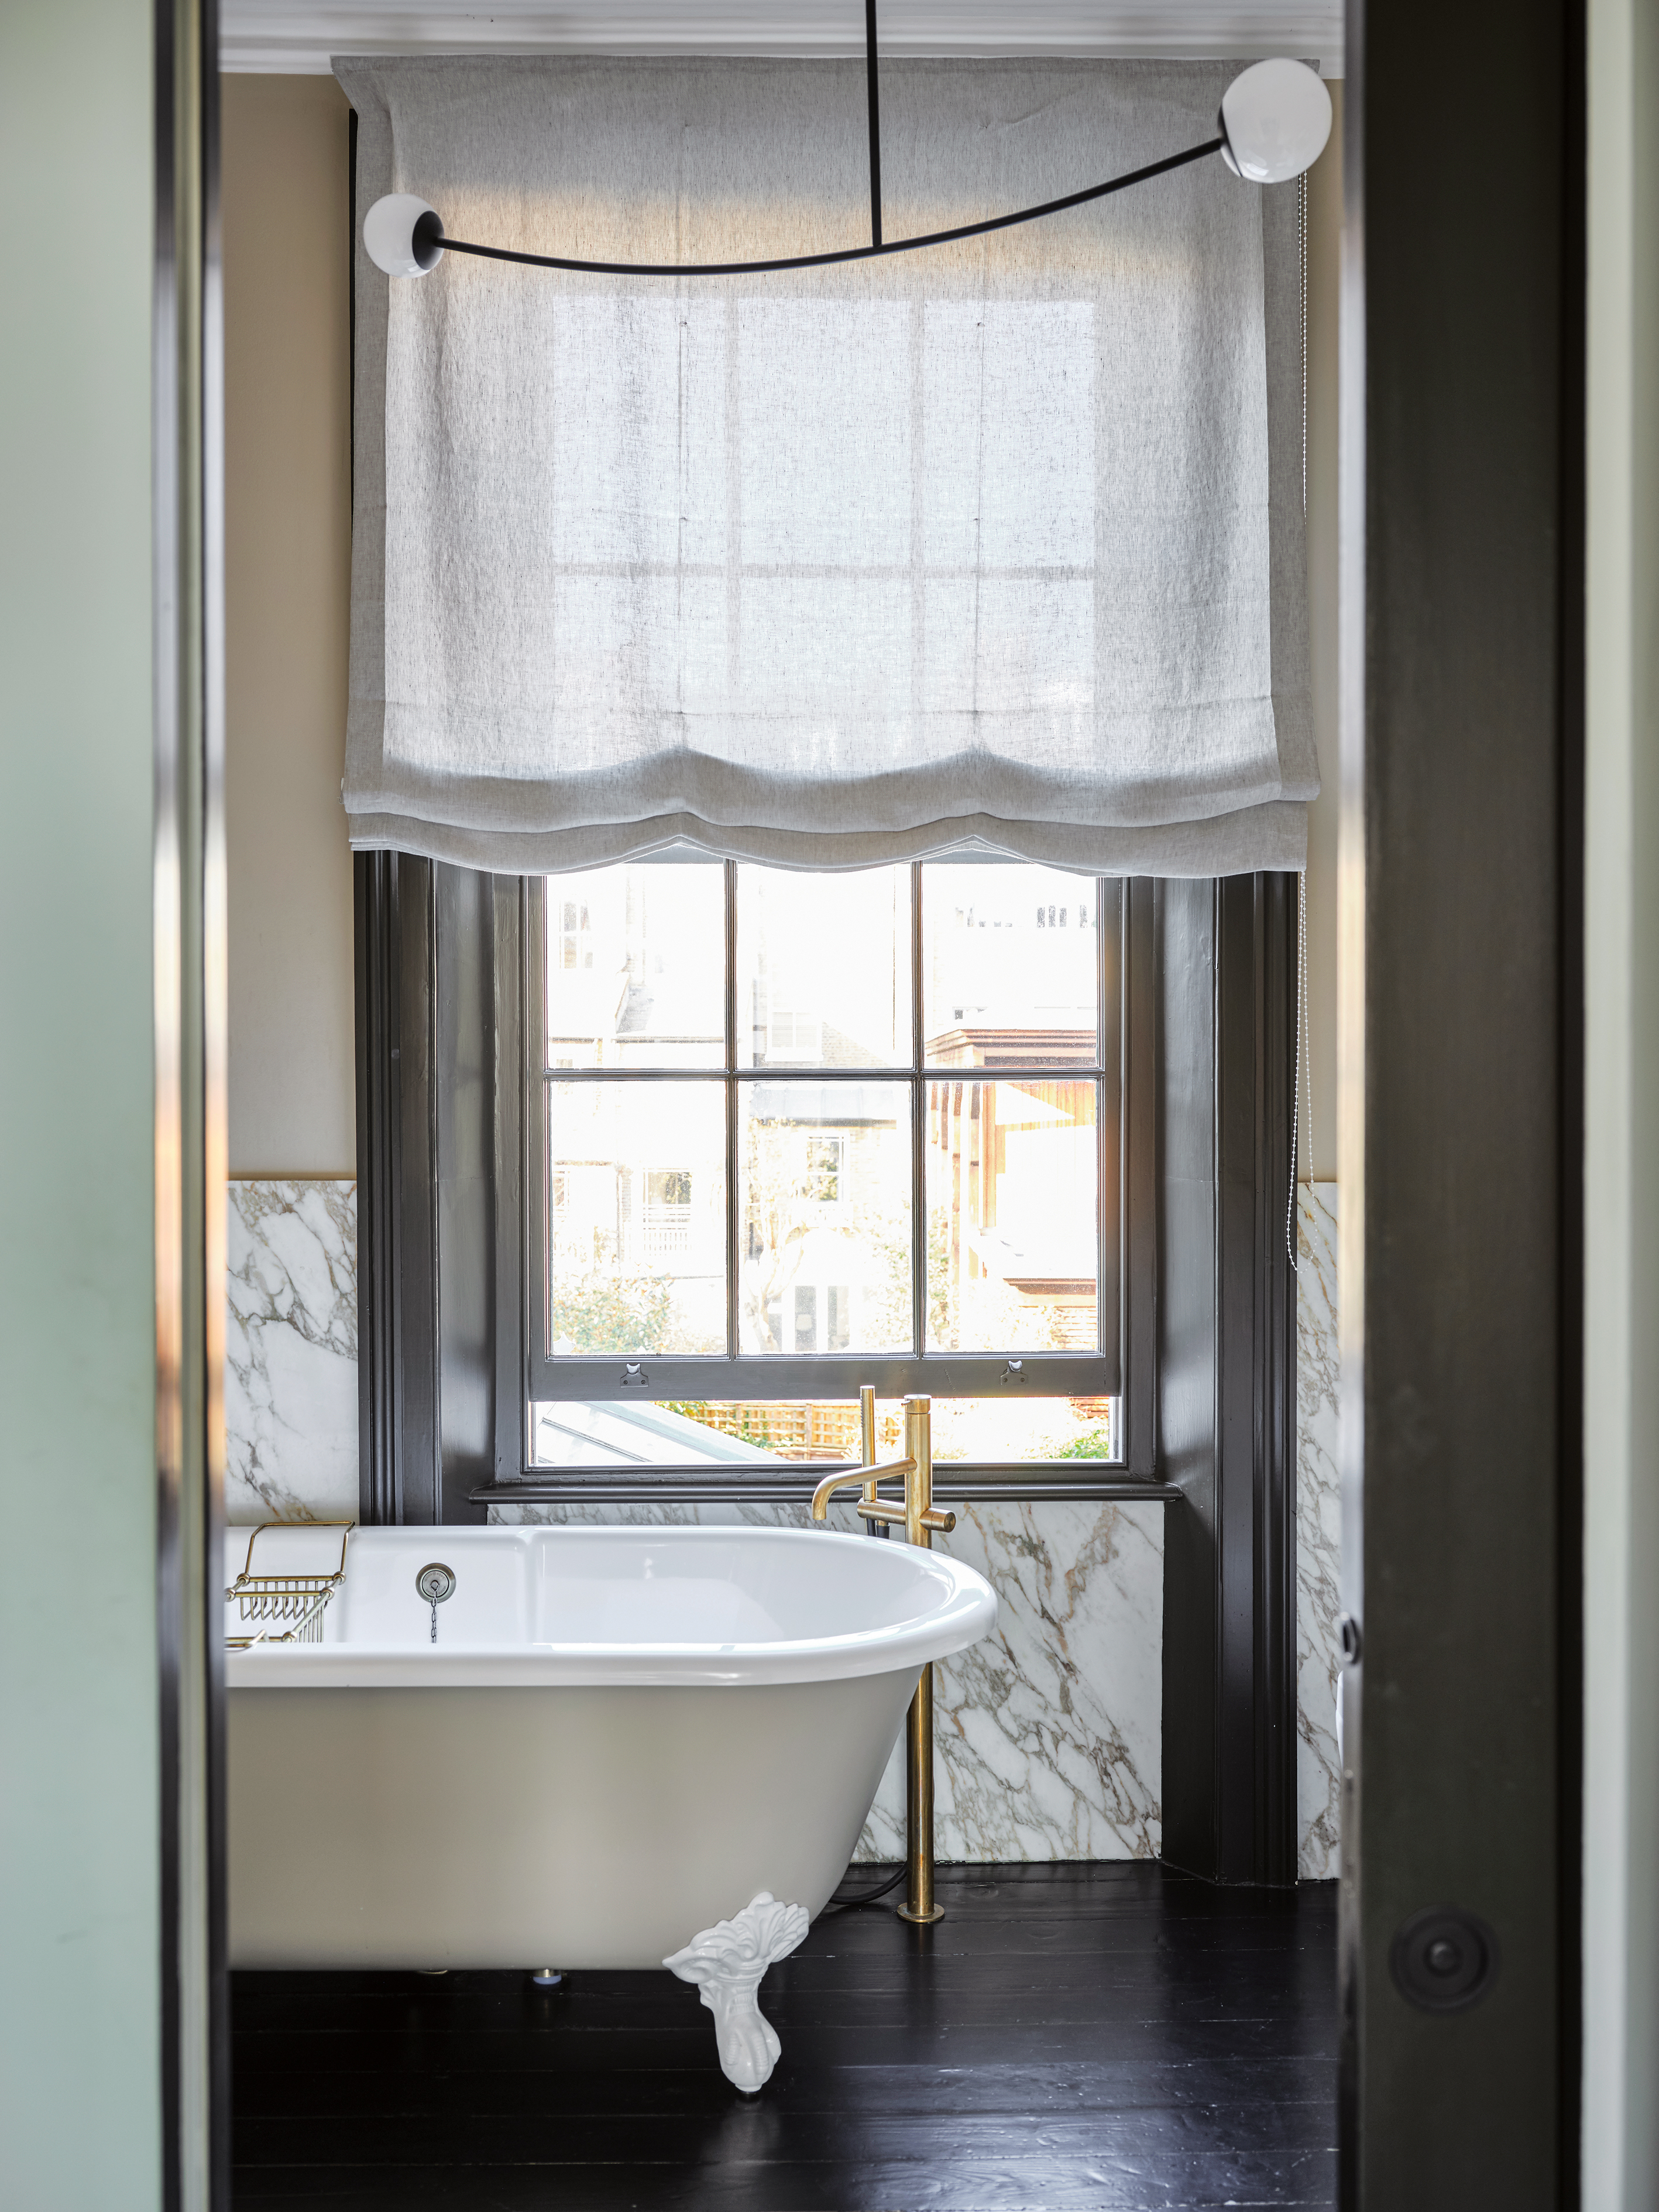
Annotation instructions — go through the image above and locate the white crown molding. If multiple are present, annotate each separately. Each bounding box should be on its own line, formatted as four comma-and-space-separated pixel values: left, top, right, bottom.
222, 1, 1343, 77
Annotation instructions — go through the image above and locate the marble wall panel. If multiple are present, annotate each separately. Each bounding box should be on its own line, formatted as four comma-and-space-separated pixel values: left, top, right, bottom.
490, 1494, 1164, 1863
1296, 1181, 1341, 1878
225, 1179, 358, 1524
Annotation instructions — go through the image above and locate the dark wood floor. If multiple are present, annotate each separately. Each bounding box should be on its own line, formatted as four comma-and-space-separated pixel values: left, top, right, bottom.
232, 1862, 1338, 2211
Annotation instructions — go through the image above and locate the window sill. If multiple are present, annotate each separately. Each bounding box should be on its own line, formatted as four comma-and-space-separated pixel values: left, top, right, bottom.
470, 1466, 1180, 1507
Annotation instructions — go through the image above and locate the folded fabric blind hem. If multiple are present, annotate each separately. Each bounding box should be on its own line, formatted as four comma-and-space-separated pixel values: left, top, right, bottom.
341, 55, 1315, 883
345, 802, 1307, 879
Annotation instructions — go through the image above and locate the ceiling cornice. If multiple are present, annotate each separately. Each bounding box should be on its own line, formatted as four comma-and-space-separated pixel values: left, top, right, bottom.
222, 2, 1342, 78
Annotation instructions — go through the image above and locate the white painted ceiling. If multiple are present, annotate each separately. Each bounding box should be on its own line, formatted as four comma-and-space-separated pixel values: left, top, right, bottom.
222, 1, 1342, 78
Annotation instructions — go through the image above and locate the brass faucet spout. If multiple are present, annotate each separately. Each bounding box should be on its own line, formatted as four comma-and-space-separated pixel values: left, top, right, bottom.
810, 1457, 915, 1522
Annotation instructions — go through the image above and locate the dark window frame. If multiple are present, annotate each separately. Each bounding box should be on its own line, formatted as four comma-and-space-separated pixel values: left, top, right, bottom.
523, 861, 1138, 1427
356, 859, 1164, 1501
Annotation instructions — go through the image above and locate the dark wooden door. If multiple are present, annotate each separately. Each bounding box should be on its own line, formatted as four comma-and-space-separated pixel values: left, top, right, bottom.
1341, 0, 1583, 2200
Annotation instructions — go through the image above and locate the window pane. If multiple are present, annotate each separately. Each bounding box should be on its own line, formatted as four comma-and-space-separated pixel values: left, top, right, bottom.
927, 1394, 1115, 1462
926, 1076, 1098, 1352
922, 862, 1099, 1068
829, 1394, 1115, 1464
736, 865, 911, 1069
543, 865, 724, 1070
529, 1400, 784, 1468
611, 1395, 1117, 1464
738, 1080, 913, 1354
637, 1398, 1119, 1469
547, 1080, 726, 1355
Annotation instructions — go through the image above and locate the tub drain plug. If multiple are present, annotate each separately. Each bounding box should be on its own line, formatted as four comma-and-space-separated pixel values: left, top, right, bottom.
416, 1562, 456, 1642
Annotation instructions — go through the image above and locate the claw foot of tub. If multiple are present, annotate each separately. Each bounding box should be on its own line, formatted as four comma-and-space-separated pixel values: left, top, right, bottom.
664, 1891, 810, 2093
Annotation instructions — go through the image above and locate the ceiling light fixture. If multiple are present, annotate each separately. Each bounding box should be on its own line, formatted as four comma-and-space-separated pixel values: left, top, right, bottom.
362, 11, 1332, 282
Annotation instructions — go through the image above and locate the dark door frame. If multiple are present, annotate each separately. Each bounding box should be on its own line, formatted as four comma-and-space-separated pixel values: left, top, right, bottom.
355, 856, 521, 1525
1339, 0, 1584, 2199
191, 2, 1595, 2200
155, 0, 229, 2201
1157, 872, 1301, 1888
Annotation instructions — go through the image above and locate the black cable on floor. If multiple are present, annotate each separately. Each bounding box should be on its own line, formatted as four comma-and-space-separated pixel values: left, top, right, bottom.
821, 1865, 906, 1914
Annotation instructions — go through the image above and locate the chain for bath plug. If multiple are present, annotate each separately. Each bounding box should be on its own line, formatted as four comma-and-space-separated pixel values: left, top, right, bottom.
416, 1562, 455, 1642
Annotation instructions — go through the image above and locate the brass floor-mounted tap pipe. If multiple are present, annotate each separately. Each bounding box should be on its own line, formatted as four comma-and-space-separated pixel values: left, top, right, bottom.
810, 1388, 954, 1925
895, 1394, 950, 1924
858, 1384, 881, 1527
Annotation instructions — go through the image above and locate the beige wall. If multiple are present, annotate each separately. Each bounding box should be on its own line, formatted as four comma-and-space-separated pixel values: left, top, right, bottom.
219, 71, 1340, 1181
1303, 85, 1341, 1182
225, 75, 355, 1177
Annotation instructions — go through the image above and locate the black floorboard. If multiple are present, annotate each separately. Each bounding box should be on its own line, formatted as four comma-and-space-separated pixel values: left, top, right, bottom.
232, 1862, 1338, 2212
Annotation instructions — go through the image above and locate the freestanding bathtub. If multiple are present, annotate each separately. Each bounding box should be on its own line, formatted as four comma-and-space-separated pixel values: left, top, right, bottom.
225, 1522, 995, 2086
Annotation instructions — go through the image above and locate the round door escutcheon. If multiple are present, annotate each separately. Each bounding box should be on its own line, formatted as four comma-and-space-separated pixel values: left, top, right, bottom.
1389, 1905, 1499, 2013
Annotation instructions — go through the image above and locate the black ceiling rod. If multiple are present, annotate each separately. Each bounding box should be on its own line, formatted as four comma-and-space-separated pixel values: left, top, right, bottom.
431, 140, 1225, 277
865, 0, 882, 249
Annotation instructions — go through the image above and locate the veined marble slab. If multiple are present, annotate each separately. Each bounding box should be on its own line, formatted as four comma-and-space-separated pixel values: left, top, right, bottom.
226, 1179, 359, 1524
859, 1501, 1163, 1863
490, 1493, 1163, 1863
1296, 1181, 1341, 1878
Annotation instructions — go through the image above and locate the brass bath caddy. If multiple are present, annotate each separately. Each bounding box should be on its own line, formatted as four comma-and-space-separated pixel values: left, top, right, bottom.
225, 1521, 354, 1648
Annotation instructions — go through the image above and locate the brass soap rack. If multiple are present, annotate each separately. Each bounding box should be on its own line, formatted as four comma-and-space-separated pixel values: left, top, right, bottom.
225, 1521, 354, 1649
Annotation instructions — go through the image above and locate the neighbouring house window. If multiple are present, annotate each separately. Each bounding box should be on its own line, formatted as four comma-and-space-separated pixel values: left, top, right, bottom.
527, 858, 1129, 1468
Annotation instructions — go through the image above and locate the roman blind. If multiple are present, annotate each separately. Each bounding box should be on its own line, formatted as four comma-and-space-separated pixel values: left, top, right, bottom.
338, 55, 1315, 876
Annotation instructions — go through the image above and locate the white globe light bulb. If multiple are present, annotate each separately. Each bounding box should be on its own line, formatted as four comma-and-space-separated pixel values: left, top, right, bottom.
363, 194, 445, 278
1218, 59, 1333, 184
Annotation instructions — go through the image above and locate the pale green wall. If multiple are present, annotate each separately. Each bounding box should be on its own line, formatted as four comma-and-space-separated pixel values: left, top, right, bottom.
1584, 1, 1659, 2203
0, 1, 162, 2204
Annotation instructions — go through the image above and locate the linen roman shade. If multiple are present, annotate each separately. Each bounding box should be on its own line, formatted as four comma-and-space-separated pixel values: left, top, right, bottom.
338, 56, 1315, 876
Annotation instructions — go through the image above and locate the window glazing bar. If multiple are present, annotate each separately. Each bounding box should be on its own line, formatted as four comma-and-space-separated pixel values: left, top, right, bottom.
527, 1354, 1117, 1398
540, 1062, 1108, 1082
472, 1470, 1172, 1506
911, 860, 926, 1356
723, 858, 739, 1359
1097, 873, 1112, 1362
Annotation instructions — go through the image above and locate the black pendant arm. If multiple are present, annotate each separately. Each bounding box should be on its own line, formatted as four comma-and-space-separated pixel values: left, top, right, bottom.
430, 136, 1225, 280
865, 0, 882, 251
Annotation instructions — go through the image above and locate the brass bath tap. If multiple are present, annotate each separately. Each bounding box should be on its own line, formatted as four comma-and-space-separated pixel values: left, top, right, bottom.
809, 1386, 956, 1544
811, 1389, 954, 1924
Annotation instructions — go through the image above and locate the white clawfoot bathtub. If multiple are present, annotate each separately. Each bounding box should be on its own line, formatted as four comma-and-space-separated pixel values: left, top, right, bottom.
226, 1522, 995, 2086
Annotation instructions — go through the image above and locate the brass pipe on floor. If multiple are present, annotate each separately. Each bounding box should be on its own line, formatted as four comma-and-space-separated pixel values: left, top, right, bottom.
901, 1657, 942, 1924
896, 1394, 950, 1926
810, 1389, 954, 1925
